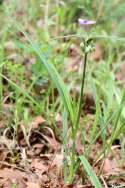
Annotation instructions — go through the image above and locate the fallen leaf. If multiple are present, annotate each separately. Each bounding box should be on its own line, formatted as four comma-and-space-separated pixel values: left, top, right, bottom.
50, 154, 63, 168
103, 157, 120, 175
31, 158, 48, 174
26, 182, 40, 188
0, 168, 26, 188
56, 113, 62, 128
115, 63, 125, 84
31, 116, 46, 129
41, 133, 60, 151
5, 41, 15, 51
39, 127, 61, 151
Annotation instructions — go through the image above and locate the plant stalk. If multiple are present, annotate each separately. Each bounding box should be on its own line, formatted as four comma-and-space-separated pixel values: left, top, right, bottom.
75, 52, 88, 130
68, 52, 88, 183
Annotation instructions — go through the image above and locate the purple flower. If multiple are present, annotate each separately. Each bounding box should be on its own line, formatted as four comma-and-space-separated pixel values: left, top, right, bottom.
78, 18, 96, 25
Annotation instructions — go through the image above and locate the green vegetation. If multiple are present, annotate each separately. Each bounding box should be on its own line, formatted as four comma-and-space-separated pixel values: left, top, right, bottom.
0, 0, 125, 187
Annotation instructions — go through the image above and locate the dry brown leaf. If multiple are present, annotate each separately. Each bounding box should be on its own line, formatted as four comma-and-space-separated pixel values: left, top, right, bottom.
0, 168, 26, 188
1, 179, 12, 188
31, 158, 48, 174
56, 113, 62, 128
42, 134, 60, 151
5, 41, 15, 51
40, 127, 61, 151
103, 157, 120, 175
65, 44, 81, 73
8, 53, 18, 61
115, 63, 125, 83
33, 143, 44, 149
51, 154, 63, 168
31, 116, 46, 129
63, 184, 78, 188
66, 56, 81, 73
26, 182, 41, 188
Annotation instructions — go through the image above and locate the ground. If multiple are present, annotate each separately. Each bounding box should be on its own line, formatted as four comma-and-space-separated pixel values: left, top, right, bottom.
0, 0, 125, 187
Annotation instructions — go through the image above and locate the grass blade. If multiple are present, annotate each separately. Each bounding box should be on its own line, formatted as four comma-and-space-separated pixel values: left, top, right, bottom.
79, 155, 102, 188
0, 73, 40, 108
62, 108, 69, 183
17, 25, 74, 124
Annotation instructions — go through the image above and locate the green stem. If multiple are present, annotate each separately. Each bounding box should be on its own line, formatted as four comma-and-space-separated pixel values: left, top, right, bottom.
0, 68, 3, 110
0, 52, 4, 111
75, 52, 88, 130
68, 52, 88, 183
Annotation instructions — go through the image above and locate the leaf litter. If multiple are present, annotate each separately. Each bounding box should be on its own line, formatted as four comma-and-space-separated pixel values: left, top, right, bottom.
1, 6, 125, 187
0, 113, 65, 187
1, 63, 125, 188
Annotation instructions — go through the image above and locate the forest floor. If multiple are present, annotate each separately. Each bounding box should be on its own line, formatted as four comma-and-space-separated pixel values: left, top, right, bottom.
0, 1, 125, 188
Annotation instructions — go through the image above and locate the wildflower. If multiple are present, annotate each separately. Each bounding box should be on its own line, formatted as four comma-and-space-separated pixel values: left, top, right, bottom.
78, 19, 96, 25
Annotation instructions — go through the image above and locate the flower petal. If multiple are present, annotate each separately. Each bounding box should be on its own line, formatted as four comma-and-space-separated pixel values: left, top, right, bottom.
78, 19, 96, 25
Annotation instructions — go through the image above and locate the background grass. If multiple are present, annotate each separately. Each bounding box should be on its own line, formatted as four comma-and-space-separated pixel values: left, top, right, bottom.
0, 0, 125, 187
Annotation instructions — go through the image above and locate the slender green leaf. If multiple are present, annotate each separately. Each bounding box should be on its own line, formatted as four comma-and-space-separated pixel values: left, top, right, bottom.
17, 25, 74, 124
52, 34, 125, 43
0, 73, 40, 108
79, 155, 102, 188
62, 108, 69, 183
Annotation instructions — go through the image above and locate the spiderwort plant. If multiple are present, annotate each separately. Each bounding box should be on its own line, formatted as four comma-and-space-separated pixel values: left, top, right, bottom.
68, 19, 96, 184
18, 19, 101, 186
